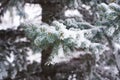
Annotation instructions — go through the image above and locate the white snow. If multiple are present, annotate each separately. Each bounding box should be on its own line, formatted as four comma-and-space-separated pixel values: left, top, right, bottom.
65, 9, 83, 18
0, 8, 21, 30
6, 52, 14, 63
99, 3, 109, 11
104, 66, 110, 70
114, 43, 120, 49
57, 44, 65, 58
24, 3, 42, 23
26, 48, 41, 63
82, 4, 91, 10
15, 37, 28, 42
0, 3, 42, 30
109, 3, 120, 10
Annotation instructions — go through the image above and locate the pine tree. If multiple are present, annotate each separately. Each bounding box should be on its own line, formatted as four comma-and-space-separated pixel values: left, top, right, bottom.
0, 0, 120, 80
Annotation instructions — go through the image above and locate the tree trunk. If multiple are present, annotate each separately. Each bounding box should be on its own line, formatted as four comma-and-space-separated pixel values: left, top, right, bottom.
24, 0, 68, 23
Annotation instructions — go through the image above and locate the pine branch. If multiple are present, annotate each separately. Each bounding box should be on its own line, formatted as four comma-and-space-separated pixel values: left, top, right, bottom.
102, 28, 120, 77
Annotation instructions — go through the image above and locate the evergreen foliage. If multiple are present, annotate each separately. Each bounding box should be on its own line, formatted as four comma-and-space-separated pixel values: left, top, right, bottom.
22, 1, 120, 80
0, 0, 120, 80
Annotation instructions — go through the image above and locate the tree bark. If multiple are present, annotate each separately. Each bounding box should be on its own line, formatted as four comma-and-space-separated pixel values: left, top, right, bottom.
24, 0, 68, 23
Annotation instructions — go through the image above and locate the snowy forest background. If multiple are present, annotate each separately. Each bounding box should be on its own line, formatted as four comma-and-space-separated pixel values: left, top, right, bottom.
0, 0, 120, 80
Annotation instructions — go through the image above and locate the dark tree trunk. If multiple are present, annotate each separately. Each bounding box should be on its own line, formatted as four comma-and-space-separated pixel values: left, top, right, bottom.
23, 0, 69, 23
41, 2, 65, 23
41, 45, 55, 80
